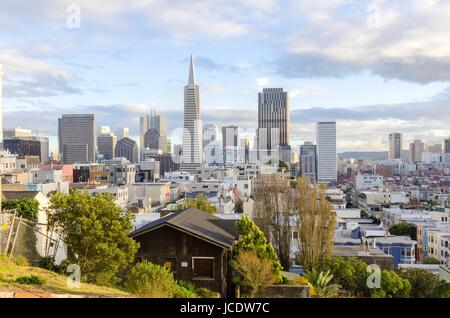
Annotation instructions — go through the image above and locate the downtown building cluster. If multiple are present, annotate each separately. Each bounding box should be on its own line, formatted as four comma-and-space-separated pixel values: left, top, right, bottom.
1, 58, 450, 294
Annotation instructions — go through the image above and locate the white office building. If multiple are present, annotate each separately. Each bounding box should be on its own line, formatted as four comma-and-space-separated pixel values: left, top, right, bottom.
316, 121, 337, 182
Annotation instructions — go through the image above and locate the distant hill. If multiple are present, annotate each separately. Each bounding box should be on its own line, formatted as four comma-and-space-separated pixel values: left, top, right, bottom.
338, 150, 410, 161
338, 151, 388, 160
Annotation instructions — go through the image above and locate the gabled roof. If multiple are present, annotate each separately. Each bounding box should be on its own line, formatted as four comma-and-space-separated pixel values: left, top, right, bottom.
130, 208, 238, 248
1, 190, 40, 201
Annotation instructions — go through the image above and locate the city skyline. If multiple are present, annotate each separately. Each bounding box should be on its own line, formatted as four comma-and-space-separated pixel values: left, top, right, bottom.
2, 1, 450, 153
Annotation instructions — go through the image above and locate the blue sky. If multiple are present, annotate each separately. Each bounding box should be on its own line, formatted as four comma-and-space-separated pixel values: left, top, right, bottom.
2, 0, 450, 153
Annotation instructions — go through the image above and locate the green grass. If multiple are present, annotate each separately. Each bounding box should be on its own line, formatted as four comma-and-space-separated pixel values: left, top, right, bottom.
0, 255, 130, 297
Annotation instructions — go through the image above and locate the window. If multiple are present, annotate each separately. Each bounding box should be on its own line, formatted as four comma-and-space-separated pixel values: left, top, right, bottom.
192, 257, 214, 280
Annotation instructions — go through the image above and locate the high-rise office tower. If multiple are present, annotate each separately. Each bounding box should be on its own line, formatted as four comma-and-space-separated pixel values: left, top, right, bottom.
409, 139, 425, 163
203, 124, 219, 149
144, 128, 167, 152
58, 114, 96, 163
388, 132, 402, 160
0, 65, 3, 148
115, 137, 139, 163
257, 88, 290, 160
180, 55, 202, 173
222, 126, 239, 165
445, 138, 450, 154
98, 132, 117, 160
115, 127, 129, 140
140, 109, 168, 151
316, 122, 337, 183
427, 143, 442, 155
300, 142, 317, 182
98, 126, 111, 136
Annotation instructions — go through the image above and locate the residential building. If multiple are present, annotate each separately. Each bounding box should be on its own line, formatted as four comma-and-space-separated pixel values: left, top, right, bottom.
103, 157, 136, 185
316, 121, 337, 183
130, 208, 238, 296
58, 114, 96, 163
355, 174, 383, 190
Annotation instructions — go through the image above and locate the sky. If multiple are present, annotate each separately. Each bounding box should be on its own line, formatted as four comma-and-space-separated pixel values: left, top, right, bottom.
2, 0, 450, 153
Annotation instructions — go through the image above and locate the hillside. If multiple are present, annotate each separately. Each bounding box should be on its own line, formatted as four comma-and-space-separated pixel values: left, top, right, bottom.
0, 256, 131, 298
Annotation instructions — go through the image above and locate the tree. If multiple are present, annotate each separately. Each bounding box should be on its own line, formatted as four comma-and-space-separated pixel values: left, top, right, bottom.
3, 199, 39, 221
252, 174, 292, 270
294, 177, 336, 269
397, 268, 439, 298
317, 257, 371, 296
431, 280, 450, 298
371, 270, 411, 298
234, 215, 283, 283
185, 193, 217, 214
231, 251, 276, 297
126, 261, 176, 297
389, 222, 413, 238
46, 190, 139, 286
304, 268, 340, 298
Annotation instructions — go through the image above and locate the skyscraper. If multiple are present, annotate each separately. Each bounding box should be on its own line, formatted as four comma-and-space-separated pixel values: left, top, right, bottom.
98, 132, 117, 160
388, 132, 402, 160
222, 125, 239, 165
409, 139, 425, 163
257, 88, 290, 161
58, 114, 96, 163
300, 142, 317, 182
203, 124, 219, 149
115, 137, 139, 163
316, 122, 337, 183
180, 55, 202, 173
115, 127, 129, 140
445, 138, 450, 154
140, 109, 168, 151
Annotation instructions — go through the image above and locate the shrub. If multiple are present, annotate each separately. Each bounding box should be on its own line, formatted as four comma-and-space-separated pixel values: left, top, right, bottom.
231, 250, 276, 297
397, 268, 439, 298
196, 287, 218, 298
285, 276, 310, 286
174, 285, 198, 298
15, 275, 44, 285
39, 257, 58, 272
13, 255, 29, 267
126, 261, 176, 298
371, 270, 411, 298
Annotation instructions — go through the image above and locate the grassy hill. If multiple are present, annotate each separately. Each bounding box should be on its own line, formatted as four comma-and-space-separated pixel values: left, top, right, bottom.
0, 255, 131, 298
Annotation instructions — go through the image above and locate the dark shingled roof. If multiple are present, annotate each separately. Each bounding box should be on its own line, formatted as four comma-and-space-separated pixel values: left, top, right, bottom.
130, 208, 238, 248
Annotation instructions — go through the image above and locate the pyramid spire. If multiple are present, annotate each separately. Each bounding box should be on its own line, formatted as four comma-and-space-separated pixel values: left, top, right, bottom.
188, 54, 196, 85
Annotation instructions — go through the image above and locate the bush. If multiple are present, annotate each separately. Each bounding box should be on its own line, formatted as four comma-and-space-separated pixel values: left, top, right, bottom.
126, 261, 176, 298
15, 275, 44, 285
397, 268, 439, 298
196, 287, 218, 298
13, 255, 29, 267
174, 285, 198, 298
371, 270, 411, 298
39, 257, 58, 272
317, 257, 370, 296
285, 276, 310, 286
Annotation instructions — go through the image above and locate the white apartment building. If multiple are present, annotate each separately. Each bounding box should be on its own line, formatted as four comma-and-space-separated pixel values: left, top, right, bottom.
355, 174, 384, 190
88, 185, 129, 208
383, 208, 433, 228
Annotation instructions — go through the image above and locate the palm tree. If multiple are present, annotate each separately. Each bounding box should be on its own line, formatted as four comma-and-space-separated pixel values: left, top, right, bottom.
304, 268, 340, 298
